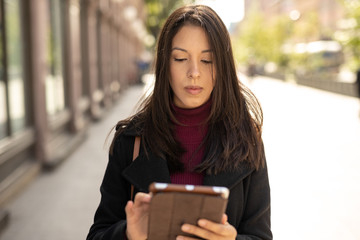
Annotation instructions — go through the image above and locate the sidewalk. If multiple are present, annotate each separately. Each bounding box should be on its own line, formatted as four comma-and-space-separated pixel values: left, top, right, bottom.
1, 77, 360, 240
246, 75, 360, 240
1, 85, 145, 240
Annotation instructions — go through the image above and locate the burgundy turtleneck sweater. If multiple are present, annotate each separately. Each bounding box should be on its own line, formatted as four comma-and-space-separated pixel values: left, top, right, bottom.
170, 100, 211, 185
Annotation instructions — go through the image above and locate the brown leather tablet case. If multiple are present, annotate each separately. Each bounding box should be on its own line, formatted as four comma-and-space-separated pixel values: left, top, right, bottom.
147, 191, 228, 240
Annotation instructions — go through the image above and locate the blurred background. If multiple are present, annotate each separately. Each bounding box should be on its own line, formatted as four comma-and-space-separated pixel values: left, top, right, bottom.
0, 0, 359, 239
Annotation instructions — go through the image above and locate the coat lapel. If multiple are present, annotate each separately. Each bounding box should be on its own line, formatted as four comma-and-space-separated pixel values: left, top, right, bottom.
123, 154, 254, 192
203, 165, 254, 190
122, 153, 171, 192
121, 133, 254, 193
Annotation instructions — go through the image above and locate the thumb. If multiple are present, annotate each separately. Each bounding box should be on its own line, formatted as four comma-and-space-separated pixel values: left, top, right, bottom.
125, 201, 134, 216
221, 214, 228, 224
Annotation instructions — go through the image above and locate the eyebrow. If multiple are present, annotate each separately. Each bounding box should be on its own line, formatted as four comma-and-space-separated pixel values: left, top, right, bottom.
171, 47, 213, 53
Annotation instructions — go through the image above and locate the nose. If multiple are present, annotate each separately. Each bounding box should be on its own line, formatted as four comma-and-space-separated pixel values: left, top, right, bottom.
187, 61, 200, 79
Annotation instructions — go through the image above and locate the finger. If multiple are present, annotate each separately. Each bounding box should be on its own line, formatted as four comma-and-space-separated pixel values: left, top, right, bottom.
125, 200, 134, 215
180, 224, 215, 240
221, 214, 228, 224
197, 219, 234, 237
133, 192, 151, 207
125, 198, 150, 217
176, 235, 198, 240
198, 219, 224, 232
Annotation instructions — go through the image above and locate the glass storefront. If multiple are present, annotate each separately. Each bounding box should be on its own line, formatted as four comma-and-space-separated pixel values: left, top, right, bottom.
0, 0, 146, 209
0, 82, 6, 139
0, 4, 5, 139
46, 0, 65, 116
96, 10, 103, 89
80, 0, 89, 98
5, 0, 25, 134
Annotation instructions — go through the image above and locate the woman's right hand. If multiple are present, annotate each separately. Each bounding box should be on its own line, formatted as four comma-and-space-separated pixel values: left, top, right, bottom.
125, 192, 152, 240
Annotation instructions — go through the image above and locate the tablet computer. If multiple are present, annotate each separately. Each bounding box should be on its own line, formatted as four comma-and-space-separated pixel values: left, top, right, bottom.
147, 182, 229, 240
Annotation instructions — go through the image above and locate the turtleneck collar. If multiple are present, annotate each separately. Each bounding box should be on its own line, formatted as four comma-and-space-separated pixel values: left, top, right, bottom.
172, 98, 212, 126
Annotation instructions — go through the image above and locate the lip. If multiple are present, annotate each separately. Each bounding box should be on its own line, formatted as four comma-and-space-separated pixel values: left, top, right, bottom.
185, 86, 203, 95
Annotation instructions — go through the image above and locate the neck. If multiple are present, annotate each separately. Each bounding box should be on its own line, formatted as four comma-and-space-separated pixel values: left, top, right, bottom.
172, 99, 212, 126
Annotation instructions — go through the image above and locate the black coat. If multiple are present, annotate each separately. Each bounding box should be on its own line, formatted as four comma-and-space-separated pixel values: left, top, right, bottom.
87, 127, 272, 240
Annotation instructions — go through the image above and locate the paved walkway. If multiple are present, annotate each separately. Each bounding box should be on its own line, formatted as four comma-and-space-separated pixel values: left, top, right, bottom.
0, 85, 145, 240
246, 75, 360, 240
1, 76, 360, 240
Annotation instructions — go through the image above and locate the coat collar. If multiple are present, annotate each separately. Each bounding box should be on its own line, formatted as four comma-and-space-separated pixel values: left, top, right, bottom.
122, 153, 171, 192
122, 151, 254, 193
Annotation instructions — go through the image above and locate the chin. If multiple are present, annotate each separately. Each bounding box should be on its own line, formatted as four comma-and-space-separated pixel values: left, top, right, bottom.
187, 101, 204, 109
176, 98, 205, 109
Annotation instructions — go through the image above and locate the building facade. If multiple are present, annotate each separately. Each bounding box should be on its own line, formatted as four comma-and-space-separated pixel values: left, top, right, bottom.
0, 0, 146, 215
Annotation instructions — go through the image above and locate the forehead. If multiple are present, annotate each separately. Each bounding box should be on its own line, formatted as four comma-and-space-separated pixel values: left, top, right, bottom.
171, 24, 210, 49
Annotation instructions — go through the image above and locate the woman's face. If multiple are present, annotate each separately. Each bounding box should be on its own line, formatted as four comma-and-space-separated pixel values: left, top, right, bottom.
170, 24, 216, 109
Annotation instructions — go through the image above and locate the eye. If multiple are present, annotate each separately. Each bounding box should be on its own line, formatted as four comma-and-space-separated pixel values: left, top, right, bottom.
174, 58, 187, 62
201, 59, 213, 64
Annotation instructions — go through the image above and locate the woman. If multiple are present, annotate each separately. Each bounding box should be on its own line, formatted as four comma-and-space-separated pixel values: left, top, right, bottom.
87, 5, 272, 240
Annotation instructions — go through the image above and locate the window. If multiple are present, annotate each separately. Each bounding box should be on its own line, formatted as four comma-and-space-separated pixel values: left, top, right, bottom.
0, 82, 6, 139
46, 0, 65, 116
0, 0, 26, 139
0, 3, 6, 139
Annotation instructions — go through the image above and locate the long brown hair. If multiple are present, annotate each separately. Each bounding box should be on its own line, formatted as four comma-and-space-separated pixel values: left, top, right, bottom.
112, 5, 264, 174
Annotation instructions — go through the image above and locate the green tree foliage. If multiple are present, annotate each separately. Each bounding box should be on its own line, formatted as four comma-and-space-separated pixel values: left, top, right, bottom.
233, 7, 322, 74
233, 9, 293, 69
5, 0, 22, 74
145, 0, 195, 43
291, 11, 320, 42
337, 0, 360, 71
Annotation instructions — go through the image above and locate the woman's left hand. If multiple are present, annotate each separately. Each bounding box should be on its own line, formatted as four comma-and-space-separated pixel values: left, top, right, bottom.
176, 214, 237, 240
